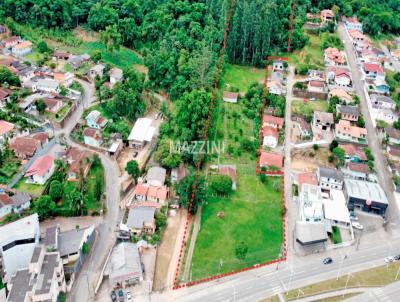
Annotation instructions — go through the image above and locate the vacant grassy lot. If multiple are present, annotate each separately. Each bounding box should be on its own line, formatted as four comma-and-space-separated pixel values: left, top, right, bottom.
289, 34, 324, 68
14, 178, 44, 196
0, 153, 21, 185
222, 64, 266, 92
292, 99, 329, 118
285, 262, 400, 300
189, 101, 283, 281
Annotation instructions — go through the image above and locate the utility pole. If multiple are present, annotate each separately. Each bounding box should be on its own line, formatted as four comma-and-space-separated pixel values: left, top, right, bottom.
336, 253, 347, 280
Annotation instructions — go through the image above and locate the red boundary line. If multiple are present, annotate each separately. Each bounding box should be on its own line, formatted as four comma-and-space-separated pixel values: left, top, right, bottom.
172, 0, 295, 290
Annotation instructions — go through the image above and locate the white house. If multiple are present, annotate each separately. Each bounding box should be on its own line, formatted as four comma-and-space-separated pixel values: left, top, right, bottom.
32, 79, 61, 94
0, 191, 31, 219
11, 41, 32, 57
109, 67, 123, 85
24, 155, 55, 185
85, 110, 108, 129
317, 166, 344, 191
273, 60, 285, 71
128, 118, 155, 148
0, 214, 40, 282
89, 63, 105, 80
263, 126, 279, 148
83, 128, 102, 147
345, 16, 363, 32
370, 94, 398, 125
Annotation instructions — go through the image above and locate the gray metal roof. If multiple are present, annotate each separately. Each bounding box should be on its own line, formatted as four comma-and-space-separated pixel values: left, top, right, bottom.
106, 242, 143, 282
337, 105, 360, 116
34, 253, 59, 295
146, 166, 166, 185
7, 269, 32, 302
344, 179, 388, 204
370, 94, 395, 104
58, 227, 92, 257
295, 221, 327, 245
127, 207, 155, 229
318, 167, 344, 181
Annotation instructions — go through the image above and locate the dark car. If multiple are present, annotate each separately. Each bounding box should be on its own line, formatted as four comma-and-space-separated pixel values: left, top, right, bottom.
111, 291, 117, 302
394, 255, 400, 261
132, 151, 138, 158
323, 257, 333, 264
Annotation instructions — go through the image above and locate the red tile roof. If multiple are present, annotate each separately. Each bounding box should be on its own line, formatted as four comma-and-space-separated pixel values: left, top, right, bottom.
0, 193, 13, 205
263, 126, 279, 139
309, 80, 325, 88
223, 91, 239, 99
0, 120, 14, 136
134, 183, 149, 196
219, 165, 237, 182
83, 128, 101, 140
348, 162, 370, 174
0, 87, 12, 100
260, 151, 283, 169
25, 155, 54, 177
339, 143, 367, 161
10, 137, 40, 157
298, 172, 318, 191
31, 132, 48, 144
364, 63, 383, 74
263, 115, 284, 128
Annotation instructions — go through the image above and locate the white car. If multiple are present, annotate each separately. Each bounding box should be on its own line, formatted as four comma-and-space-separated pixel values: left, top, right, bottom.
126, 291, 132, 301
352, 222, 364, 230
385, 256, 395, 263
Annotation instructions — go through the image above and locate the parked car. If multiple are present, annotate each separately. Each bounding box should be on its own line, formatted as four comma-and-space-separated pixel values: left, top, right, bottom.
323, 257, 333, 264
350, 212, 358, 220
351, 222, 364, 230
394, 255, 400, 261
132, 151, 138, 158
111, 291, 117, 302
126, 291, 132, 302
118, 289, 124, 302
385, 256, 395, 263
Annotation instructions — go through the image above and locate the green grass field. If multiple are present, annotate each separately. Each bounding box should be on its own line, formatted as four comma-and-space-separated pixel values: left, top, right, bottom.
222, 64, 266, 92
292, 99, 329, 118
14, 178, 44, 196
289, 34, 324, 68
189, 101, 283, 281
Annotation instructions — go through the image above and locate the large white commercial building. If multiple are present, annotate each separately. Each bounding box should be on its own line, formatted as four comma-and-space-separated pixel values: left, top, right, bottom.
0, 214, 40, 282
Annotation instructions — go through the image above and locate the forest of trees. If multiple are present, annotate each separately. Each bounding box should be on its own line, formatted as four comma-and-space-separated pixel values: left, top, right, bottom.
313, 0, 400, 36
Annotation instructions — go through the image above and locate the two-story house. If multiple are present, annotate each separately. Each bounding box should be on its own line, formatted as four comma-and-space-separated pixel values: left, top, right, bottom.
85, 110, 108, 129
317, 166, 344, 191
83, 128, 102, 148
336, 105, 360, 122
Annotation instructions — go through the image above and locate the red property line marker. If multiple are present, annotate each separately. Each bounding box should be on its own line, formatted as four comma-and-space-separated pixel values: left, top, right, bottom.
172, 0, 236, 290
173, 0, 296, 289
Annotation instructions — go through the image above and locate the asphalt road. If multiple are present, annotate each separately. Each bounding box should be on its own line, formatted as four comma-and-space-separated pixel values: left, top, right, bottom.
150, 237, 400, 302
62, 79, 122, 302
346, 281, 400, 302
337, 23, 400, 225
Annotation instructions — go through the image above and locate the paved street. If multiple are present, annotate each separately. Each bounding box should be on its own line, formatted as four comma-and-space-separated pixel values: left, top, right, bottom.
337, 23, 400, 225
64, 80, 122, 302
346, 281, 400, 302
284, 66, 295, 256
149, 237, 400, 302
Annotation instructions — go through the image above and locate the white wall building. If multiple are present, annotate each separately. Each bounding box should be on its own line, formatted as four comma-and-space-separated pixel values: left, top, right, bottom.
0, 214, 40, 282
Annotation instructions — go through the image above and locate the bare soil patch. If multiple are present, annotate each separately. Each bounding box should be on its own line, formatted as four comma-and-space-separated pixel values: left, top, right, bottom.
291, 147, 335, 172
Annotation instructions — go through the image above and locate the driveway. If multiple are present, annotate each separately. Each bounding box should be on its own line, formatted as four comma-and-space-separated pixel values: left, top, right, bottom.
337, 23, 400, 225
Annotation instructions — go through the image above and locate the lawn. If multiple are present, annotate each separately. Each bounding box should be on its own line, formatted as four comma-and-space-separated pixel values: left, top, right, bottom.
0, 153, 21, 184
14, 178, 44, 196
292, 99, 329, 118
222, 64, 266, 93
45, 103, 73, 122
289, 33, 324, 68
285, 262, 400, 300
190, 174, 283, 280
188, 101, 283, 281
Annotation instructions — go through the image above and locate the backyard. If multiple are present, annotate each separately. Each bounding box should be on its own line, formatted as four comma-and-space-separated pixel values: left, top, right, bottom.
187, 101, 283, 281
292, 99, 329, 120
14, 178, 45, 196
0, 152, 21, 185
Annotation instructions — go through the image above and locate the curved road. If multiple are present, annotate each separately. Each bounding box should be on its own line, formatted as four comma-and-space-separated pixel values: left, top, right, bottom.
60, 80, 122, 302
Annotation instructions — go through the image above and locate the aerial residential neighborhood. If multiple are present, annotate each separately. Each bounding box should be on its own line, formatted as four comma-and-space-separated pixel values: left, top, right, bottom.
0, 1, 400, 302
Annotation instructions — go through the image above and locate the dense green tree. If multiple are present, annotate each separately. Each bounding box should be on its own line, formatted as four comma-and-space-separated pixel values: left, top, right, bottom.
333, 147, 345, 166
35, 99, 46, 114
49, 180, 63, 201
235, 241, 248, 262
0, 67, 20, 86
34, 195, 56, 220
125, 160, 140, 182
209, 175, 232, 195
176, 172, 206, 214
154, 138, 182, 169
100, 24, 122, 53
37, 40, 51, 53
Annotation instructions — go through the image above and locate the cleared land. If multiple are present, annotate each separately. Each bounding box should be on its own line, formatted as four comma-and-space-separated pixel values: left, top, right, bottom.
289, 33, 324, 68
188, 102, 283, 281
292, 99, 329, 119
222, 64, 266, 92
